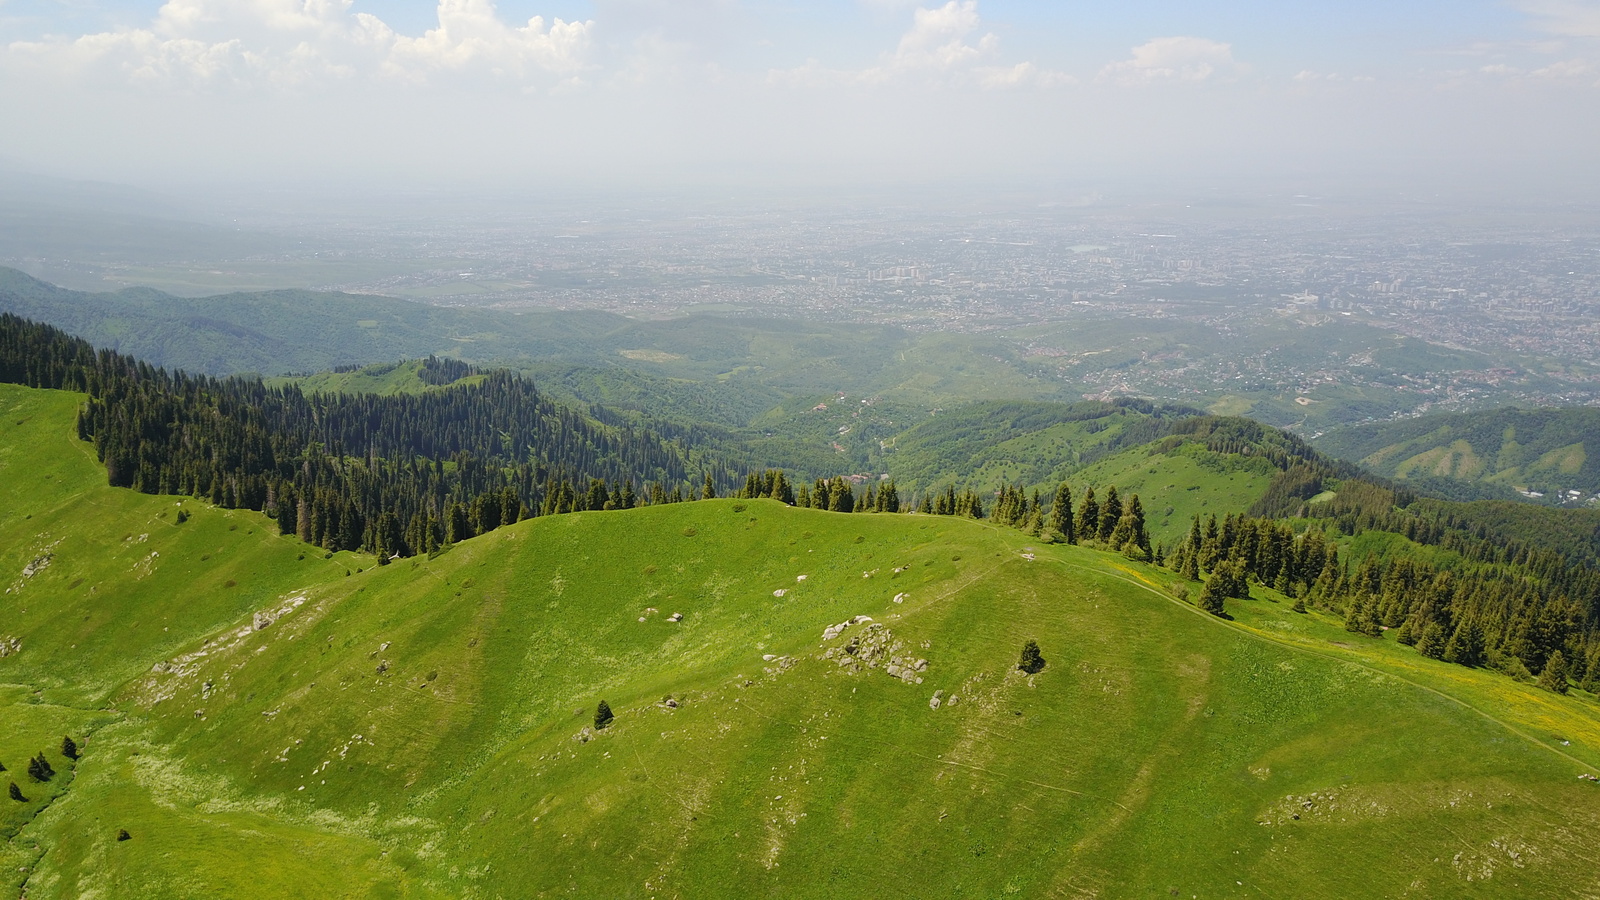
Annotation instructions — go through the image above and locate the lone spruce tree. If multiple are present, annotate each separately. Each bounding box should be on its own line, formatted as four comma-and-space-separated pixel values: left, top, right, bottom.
1017, 640, 1046, 675
1539, 651, 1570, 695
61, 736, 79, 761
594, 700, 615, 730
1198, 571, 1229, 617
8, 782, 25, 803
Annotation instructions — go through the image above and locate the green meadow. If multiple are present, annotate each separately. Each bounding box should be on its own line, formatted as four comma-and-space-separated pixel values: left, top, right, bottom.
3, 383, 1600, 898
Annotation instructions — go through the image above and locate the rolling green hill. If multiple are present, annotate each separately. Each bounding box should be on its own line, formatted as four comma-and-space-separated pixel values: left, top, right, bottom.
1315, 407, 1600, 501
5, 382, 1600, 898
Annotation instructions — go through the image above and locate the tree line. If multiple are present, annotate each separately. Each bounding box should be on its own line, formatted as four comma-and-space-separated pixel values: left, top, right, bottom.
1, 313, 741, 557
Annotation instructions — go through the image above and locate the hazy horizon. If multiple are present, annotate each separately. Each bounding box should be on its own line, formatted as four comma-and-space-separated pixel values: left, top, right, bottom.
1, 1, 1597, 199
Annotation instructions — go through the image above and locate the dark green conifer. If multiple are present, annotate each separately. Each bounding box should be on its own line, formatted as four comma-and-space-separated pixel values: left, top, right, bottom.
8, 782, 24, 803
1076, 488, 1098, 543
1017, 640, 1045, 675
27, 753, 54, 782
61, 736, 78, 761
1416, 622, 1447, 659
1198, 574, 1228, 617
1539, 650, 1570, 695
1443, 618, 1486, 668
1097, 486, 1121, 543
1048, 483, 1074, 543
594, 700, 614, 730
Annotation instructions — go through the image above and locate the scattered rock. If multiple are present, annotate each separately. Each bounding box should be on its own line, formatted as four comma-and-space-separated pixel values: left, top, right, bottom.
772, 589, 788, 598
796, 575, 808, 582
821, 616, 873, 642
667, 613, 683, 623
893, 593, 909, 604
930, 690, 944, 710
762, 654, 777, 661
821, 622, 926, 684
0, 636, 19, 658
21, 553, 52, 578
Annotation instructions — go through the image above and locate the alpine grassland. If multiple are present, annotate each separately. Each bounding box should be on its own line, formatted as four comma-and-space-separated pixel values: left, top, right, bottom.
4, 382, 1600, 897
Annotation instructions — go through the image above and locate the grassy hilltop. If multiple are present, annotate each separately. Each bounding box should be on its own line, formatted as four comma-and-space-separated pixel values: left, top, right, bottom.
3, 383, 1600, 898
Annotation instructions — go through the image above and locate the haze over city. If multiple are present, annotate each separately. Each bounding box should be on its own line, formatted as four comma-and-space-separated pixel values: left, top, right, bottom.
0, 0, 1597, 195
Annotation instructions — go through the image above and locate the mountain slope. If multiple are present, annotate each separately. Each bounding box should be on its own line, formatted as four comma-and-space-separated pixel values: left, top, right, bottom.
4, 383, 1600, 898
1315, 407, 1600, 500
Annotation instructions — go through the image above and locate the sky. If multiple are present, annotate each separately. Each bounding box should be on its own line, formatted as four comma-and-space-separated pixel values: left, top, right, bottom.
0, 0, 1597, 197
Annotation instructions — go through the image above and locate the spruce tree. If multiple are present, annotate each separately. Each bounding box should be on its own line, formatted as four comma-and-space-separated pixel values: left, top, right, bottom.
878, 479, 898, 513
1017, 640, 1045, 675
8, 782, 24, 803
1538, 651, 1570, 695
1416, 622, 1447, 659
1394, 618, 1417, 646
1097, 486, 1121, 543
594, 700, 614, 730
703, 473, 716, 500
61, 736, 79, 761
1048, 483, 1074, 544
1443, 618, 1485, 668
1125, 494, 1149, 551
1198, 573, 1228, 617
27, 753, 53, 782
1180, 546, 1200, 581
1076, 488, 1098, 543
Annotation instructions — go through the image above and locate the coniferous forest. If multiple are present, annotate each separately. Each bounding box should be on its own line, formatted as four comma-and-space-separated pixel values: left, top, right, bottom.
4, 309, 1598, 693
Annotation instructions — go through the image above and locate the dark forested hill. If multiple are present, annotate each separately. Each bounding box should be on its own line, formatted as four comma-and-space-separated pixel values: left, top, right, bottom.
1314, 406, 1600, 500
0, 312, 746, 557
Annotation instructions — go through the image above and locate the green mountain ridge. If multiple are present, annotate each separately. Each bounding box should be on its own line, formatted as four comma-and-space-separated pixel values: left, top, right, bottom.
5, 382, 1600, 897
1315, 407, 1600, 500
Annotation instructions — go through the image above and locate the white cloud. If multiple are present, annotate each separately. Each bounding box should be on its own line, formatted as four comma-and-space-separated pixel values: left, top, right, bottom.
1478, 57, 1596, 81
975, 61, 1074, 88
889, 0, 993, 71
4, 0, 592, 88
1098, 36, 1243, 85
770, 1, 1065, 89
1516, 1, 1600, 38
385, 0, 590, 79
